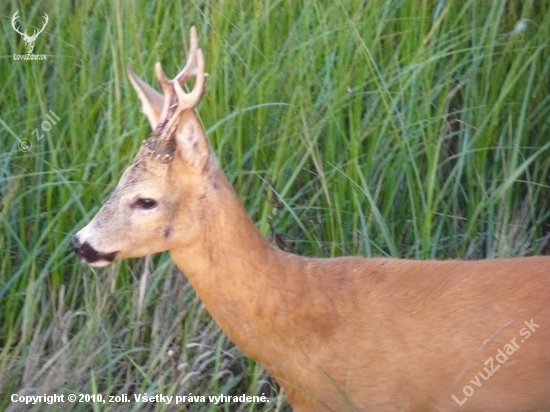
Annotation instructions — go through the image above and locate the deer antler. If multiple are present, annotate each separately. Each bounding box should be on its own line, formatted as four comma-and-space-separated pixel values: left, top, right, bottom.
139, 26, 207, 160
11, 11, 48, 40
28, 13, 49, 41
11, 11, 25, 36
154, 26, 207, 128
126, 26, 208, 138
174, 26, 201, 85
173, 47, 205, 111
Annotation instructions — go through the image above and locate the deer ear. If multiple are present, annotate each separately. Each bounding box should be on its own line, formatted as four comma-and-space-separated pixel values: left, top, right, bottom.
175, 110, 212, 172
127, 66, 164, 129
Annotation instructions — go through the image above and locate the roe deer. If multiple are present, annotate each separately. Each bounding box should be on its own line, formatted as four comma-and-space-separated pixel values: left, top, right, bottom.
71, 27, 550, 412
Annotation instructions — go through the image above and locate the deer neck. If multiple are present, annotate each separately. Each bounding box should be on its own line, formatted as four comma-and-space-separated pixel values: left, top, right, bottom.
169, 170, 295, 367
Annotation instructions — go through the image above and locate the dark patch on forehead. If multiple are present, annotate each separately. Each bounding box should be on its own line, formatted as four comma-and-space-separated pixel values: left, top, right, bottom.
142, 109, 184, 163
143, 137, 176, 162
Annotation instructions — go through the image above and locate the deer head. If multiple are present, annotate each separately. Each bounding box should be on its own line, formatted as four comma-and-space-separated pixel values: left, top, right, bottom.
71, 27, 214, 266
11, 10, 49, 54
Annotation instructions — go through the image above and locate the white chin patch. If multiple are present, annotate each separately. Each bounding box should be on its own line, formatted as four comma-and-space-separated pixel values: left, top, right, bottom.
87, 259, 113, 268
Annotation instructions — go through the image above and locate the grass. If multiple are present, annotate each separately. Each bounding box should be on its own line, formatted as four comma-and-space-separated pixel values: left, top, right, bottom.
1, 0, 549, 411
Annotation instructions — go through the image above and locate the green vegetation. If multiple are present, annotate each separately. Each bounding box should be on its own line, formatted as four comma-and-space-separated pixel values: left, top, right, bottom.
1, 0, 549, 410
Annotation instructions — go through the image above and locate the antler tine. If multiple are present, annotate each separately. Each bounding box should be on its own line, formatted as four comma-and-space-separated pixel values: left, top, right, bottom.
173, 48, 205, 110
37, 13, 49, 36
154, 62, 174, 127
174, 26, 199, 85
154, 62, 171, 94
11, 11, 25, 36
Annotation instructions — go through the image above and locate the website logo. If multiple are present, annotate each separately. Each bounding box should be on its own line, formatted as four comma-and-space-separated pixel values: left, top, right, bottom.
12, 10, 48, 60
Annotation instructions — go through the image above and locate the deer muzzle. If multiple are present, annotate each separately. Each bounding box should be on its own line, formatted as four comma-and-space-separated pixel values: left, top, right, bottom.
71, 235, 118, 266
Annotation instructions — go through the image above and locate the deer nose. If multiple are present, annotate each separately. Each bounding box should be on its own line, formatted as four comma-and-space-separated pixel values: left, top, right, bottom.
71, 235, 118, 265
71, 236, 99, 261
70, 235, 81, 249
70, 235, 83, 252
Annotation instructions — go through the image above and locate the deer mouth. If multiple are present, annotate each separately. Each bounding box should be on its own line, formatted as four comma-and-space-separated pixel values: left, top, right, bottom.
70, 236, 118, 267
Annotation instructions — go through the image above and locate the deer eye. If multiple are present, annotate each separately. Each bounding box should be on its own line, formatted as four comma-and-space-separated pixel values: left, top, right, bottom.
133, 198, 158, 210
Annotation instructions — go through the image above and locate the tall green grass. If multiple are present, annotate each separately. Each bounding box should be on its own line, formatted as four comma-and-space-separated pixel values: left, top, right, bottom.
1, 0, 549, 410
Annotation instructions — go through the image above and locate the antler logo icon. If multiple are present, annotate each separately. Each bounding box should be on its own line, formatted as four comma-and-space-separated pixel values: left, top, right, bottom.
11, 10, 49, 54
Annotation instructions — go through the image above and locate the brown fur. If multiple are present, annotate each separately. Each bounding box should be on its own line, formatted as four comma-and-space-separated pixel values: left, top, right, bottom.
170, 169, 550, 412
